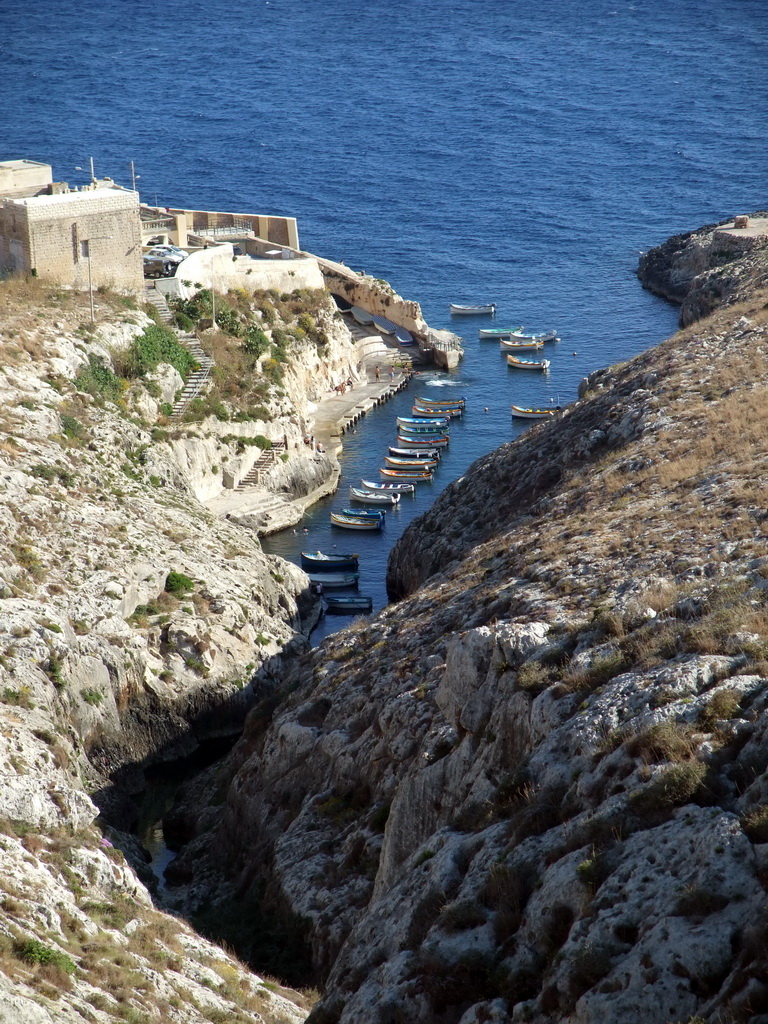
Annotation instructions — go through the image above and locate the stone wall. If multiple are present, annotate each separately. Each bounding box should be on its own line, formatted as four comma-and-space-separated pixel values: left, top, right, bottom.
0, 187, 143, 291
156, 246, 325, 299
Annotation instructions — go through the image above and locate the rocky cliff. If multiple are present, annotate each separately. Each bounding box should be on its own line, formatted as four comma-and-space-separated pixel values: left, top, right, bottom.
0, 276, 364, 1022
637, 212, 768, 326
164, 231, 768, 1024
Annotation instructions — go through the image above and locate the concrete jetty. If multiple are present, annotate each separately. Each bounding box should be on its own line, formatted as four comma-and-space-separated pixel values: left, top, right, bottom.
205, 368, 414, 535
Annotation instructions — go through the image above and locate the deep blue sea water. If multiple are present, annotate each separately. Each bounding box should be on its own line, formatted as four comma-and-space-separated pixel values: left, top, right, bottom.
3, 0, 766, 641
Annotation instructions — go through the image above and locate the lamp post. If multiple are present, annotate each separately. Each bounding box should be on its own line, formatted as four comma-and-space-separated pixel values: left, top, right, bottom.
82, 236, 113, 324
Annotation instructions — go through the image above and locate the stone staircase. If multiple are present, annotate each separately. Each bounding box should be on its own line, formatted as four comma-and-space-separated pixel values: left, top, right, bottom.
142, 286, 216, 420
235, 440, 286, 490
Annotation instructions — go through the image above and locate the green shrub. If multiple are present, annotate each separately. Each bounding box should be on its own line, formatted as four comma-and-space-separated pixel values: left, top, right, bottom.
121, 325, 197, 380
242, 326, 270, 357
165, 571, 194, 596
74, 355, 124, 404
17, 938, 76, 974
60, 414, 86, 441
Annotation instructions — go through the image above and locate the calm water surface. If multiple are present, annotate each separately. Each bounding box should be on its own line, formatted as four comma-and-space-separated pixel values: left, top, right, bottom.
3, 0, 766, 640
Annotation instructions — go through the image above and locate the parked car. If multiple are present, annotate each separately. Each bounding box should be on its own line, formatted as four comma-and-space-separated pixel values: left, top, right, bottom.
143, 254, 176, 278
144, 245, 188, 264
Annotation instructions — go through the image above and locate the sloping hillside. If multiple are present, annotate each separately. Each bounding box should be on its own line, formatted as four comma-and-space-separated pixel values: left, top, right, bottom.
165, 241, 768, 1023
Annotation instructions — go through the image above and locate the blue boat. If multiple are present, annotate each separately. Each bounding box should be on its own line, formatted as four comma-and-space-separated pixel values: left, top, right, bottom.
325, 595, 373, 614
301, 550, 359, 571
340, 507, 385, 519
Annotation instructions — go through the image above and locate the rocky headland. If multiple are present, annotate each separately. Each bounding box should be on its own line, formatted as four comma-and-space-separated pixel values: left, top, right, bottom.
1, 214, 768, 1024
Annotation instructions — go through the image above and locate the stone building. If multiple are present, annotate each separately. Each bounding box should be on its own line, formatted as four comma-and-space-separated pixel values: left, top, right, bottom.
0, 159, 143, 292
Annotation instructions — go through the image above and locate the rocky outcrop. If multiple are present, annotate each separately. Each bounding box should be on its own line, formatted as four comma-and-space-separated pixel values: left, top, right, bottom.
0, 281, 316, 1021
637, 212, 768, 325
163, 246, 768, 1023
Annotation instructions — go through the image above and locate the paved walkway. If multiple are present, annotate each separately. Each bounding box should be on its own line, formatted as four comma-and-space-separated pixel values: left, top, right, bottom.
205, 368, 413, 535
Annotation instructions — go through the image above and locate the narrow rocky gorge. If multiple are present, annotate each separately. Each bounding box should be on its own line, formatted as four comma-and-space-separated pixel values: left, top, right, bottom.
162, 218, 768, 1024
2, 217, 768, 1024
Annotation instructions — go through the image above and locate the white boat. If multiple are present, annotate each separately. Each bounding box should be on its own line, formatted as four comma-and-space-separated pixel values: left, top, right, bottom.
371, 314, 397, 334
450, 303, 496, 315
388, 446, 441, 459
385, 456, 438, 469
499, 337, 544, 351
349, 486, 400, 504
509, 328, 559, 343
506, 354, 551, 371
395, 325, 414, 346
331, 512, 383, 531
306, 571, 360, 589
351, 306, 375, 326
397, 415, 449, 428
412, 402, 463, 418
511, 404, 558, 419
479, 326, 518, 339
361, 479, 415, 493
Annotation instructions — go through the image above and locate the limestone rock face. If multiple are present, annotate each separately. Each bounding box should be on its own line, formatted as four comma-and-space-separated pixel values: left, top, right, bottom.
163, 242, 768, 1024
0, 287, 313, 1022
637, 212, 768, 325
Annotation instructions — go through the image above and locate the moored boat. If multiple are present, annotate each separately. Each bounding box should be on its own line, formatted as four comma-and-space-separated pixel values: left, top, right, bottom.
388, 446, 441, 459
385, 456, 438, 469
361, 479, 415, 493
349, 486, 400, 504
450, 303, 496, 315
397, 415, 449, 429
371, 314, 397, 334
506, 354, 551, 371
380, 467, 433, 481
412, 403, 463, 418
415, 395, 465, 408
306, 571, 360, 589
301, 550, 359, 571
325, 595, 373, 614
330, 512, 383, 530
340, 507, 385, 520
479, 326, 518, 339
510, 404, 558, 419
397, 433, 449, 446
350, 306, 374, 326
509, 328, 559, 343
499, 337, 544, 351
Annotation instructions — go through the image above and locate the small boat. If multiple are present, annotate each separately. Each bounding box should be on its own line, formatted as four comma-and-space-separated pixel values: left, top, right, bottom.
325, 595, 373, 615
349, 486, 400, 505
301, 550, 359, 571
450, 303, 496, 316
509, 328, 560, 343
371, 314, 397, 334
412, 404, 462, 419
397, 433, 449, 447
397, 415, 449, 429
306, 571, 360, 589
385, 456, 438, 469
351, 306, 375, 326
479, 326, 519, 339
500, 337, 544, 351
388, 446, 441, 459
506, 354, 551, 371
331, 512, 383, 531
340, 507, 385, 520
510, 404, 558, 419
415, 395, 465, 409
380, 467, 433, 481
398, 421, 449, 434
394, 326, 414, 346
361, 479, 415, 493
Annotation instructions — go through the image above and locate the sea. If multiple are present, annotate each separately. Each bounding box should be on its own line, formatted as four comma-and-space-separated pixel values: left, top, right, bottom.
4, 0, 767, 643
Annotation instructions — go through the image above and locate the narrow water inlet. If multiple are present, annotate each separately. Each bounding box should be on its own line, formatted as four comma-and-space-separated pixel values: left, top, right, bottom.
131, 736, 237, 892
